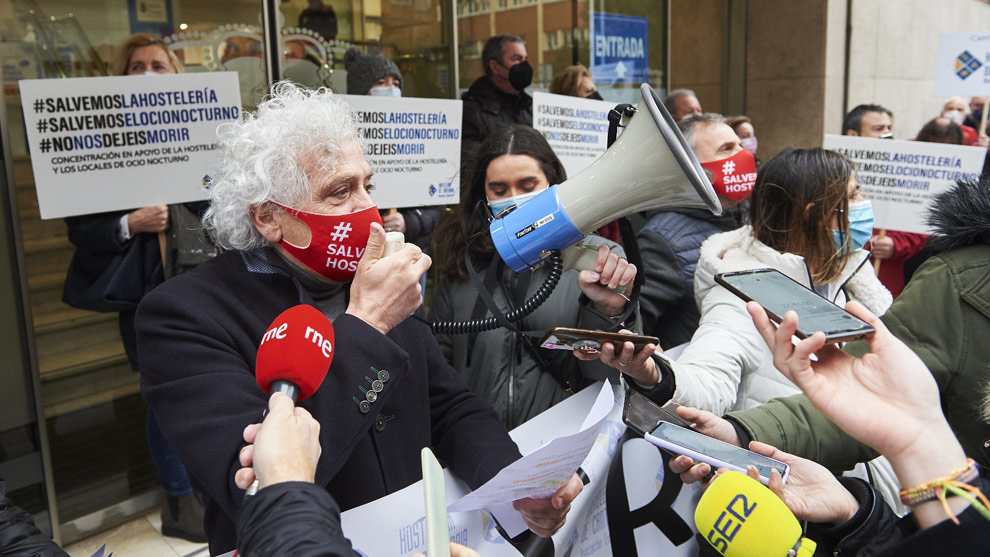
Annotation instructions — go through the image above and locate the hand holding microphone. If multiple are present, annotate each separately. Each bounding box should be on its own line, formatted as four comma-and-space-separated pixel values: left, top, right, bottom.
235, 393, 322, 490
244, 304, 334, 495
694, 470, 818, 557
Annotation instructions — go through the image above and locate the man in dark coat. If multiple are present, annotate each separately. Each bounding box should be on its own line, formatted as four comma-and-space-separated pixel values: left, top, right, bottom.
460, 34, 534, 158
136, 82, 582, 555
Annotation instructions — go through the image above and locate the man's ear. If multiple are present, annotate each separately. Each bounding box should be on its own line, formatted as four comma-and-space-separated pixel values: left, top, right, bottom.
844, 129, 860, 137
251, 203, 282, 243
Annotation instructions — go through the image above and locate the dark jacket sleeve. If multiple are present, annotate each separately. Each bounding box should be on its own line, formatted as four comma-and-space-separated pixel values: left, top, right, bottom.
636, 229, 686, 339
0, 481, 68, 557
726, 394, 878, 473
236, 482, 358, 557
401, 207, 446, 248
810, 476, 903, 555
461, 97, 484, 159
65, 212, 130, 254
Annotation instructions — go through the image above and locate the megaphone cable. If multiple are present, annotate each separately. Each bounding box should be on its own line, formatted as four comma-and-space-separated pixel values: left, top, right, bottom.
428, 249, 563, 335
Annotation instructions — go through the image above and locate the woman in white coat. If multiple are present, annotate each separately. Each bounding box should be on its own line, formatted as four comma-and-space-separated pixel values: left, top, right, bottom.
591, 148, 891, 414
664, 148, 891, 414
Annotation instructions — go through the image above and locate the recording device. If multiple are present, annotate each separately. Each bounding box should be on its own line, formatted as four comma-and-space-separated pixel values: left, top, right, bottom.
489, 83, 721, 273
246, 304, 334, 496
421, 448, 451, 557
622, 391, 692, 435
539, 327, 658, 352
644, 422, 790, 486
715, 268, 875, 343
384, 231, 405, 256
255, 304, 335, 401
694, 471, 817, 557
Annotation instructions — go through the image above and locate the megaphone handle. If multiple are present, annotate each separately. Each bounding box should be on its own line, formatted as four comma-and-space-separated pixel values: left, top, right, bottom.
561, 242, 629, 296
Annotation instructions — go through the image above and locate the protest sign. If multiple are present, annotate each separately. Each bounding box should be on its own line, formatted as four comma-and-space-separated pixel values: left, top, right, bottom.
19, 72, 241, 219
339, 381, 703, 556
338, 94, 461, 208
935, 31, 990, 96
532, 92, 616, 178
823, 135, 984, 234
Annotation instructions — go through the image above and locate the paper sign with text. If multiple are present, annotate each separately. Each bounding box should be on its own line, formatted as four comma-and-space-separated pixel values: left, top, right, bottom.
935, 31, 990, 96
823, 134, 984, 234
338, 94, 461, 208
19, 72, 241, 219
533, 92, 617, 178
339, 381, 703, 557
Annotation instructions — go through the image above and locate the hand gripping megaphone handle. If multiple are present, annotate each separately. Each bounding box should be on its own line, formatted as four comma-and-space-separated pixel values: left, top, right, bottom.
560, 241, 628, 297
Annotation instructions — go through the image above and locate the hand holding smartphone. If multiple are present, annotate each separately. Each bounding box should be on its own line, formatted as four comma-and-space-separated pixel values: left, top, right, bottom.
644, 422, 790, 486
715, 268, 875, 343
540, 327, 659, 352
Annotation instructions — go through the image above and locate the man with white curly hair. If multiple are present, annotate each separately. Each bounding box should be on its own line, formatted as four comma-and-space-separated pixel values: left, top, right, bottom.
135, 83, 583, 554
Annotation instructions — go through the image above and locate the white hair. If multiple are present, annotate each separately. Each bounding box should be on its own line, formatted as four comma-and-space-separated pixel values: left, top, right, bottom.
203, 82, 359, 250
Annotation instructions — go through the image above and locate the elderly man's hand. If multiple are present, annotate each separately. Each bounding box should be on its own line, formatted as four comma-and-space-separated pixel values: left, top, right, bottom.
513, 473, 583, 537
128, 204, 169, 234
346, 222, 431, 334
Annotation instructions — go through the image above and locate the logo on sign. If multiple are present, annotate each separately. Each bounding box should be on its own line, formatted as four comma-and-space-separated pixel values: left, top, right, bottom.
428, 184, 437, 196
437, 182, 455, 198
956, 50, 982, 80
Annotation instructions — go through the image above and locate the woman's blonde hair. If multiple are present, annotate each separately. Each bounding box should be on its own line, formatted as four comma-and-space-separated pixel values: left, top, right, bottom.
110, 33, 183, 76
549, 65, 591, 97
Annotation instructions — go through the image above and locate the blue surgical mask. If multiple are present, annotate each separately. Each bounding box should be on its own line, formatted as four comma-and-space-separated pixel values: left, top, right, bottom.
833, 199, 874, 253
488, 191, 540, 217
370, 85, 402, 97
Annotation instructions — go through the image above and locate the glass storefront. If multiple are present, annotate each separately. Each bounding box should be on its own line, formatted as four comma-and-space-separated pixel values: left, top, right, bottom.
0, 0, 673, 545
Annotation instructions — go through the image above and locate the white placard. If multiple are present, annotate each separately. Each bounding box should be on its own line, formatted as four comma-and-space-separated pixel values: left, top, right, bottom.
532, 92, 617, 178
338, 94, 461, 208
823, 135, 984, 234
19, 72, 241, 219
340, 381, 702, 556
935, 31, 990, 96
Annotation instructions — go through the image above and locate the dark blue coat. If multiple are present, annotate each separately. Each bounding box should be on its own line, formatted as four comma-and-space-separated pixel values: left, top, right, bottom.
136, 248, 522, 554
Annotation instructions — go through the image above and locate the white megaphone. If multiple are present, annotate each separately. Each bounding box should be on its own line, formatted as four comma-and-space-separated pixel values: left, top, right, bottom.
490, 83, 721, 272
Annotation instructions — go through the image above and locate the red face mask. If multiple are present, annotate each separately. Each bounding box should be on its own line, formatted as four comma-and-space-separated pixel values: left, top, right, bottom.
273, 202, 383, 283
700, 148, 757, 201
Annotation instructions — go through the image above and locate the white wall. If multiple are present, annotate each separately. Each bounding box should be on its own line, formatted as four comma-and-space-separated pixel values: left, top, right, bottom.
844, 0, 990, 139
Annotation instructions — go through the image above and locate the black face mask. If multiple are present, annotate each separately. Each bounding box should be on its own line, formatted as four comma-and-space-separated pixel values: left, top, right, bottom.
587, 90, 603, 101
506, 60, 533, 91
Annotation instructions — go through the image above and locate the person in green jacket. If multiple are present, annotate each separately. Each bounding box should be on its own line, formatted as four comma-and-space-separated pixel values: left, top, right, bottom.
677, 178, 990, 473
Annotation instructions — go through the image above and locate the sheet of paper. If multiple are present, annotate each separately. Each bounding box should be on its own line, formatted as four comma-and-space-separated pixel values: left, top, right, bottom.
449, 382, 614, 513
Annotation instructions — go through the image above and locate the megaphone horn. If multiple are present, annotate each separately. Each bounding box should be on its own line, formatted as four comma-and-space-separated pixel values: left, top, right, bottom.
490, 83, 721, 273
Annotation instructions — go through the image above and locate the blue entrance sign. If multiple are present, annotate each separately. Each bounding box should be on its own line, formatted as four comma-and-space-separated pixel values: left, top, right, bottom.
591, 13, 649, 84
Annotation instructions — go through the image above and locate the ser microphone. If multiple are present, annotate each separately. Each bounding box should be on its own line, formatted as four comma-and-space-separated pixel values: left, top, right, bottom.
694, 471, 817, 557
255, 304, 334, 402
244, 305, 334, 497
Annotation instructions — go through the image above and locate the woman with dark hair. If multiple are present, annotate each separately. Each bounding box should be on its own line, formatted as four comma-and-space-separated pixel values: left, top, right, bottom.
916, 116, 964, 145
602, 148, 892, 416
430, 124, 638, 428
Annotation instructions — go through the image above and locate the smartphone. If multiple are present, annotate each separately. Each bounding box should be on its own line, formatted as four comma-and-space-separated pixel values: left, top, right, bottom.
644, 422, 790, 486
540, 327, 659, 352
715, 268, 875, 343
622, 390, 692, 435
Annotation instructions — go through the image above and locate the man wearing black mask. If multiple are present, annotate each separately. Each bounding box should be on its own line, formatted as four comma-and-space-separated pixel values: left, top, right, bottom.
461, 34, 534, 157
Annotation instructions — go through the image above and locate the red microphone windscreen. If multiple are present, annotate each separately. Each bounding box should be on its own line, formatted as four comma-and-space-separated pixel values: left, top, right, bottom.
255, 305, 334, 401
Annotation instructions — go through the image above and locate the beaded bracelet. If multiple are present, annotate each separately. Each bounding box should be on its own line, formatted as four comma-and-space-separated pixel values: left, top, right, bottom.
898, 458, 990, 525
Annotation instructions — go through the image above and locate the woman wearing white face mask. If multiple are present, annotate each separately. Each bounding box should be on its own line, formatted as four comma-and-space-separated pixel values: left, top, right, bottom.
343, 47, 444, 256
429, 124, 638, 428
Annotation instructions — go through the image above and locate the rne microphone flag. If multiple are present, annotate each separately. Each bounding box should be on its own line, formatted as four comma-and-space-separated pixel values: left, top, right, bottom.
694, 471, 816, 557
255, 304, 334, 401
